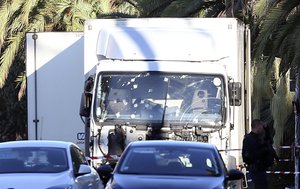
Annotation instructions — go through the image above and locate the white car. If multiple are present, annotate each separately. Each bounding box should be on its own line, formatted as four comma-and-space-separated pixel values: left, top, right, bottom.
0, 140, 104, 189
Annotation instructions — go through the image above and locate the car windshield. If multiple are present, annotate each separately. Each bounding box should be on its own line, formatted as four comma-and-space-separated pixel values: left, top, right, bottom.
94, 72, 225, 127
118, 146, 221, 176
0, 147, 69, 173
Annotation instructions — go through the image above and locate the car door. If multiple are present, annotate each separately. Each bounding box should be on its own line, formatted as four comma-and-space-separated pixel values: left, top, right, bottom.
70, 146, 102, 189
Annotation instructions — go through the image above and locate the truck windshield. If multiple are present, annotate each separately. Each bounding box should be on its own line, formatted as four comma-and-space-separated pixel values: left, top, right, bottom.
94, 72, 225, 127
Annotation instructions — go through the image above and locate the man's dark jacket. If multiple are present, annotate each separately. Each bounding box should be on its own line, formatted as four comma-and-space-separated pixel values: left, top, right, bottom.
242, 132, 277, 171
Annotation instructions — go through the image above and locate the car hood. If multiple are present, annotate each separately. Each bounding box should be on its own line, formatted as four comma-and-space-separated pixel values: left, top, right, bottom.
108, 174, 225, 189
0, 171, 73, 189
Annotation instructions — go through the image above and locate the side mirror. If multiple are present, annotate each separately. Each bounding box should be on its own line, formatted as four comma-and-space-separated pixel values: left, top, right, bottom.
228, 82, 242, 106
79, 92, 92, 117
76, 164, 92, 176
79, 76, 95, 117
226, 169, 244, 181
97, 164, 113, 186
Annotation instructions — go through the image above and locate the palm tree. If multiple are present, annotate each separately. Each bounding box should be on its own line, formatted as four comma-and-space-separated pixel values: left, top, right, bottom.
0, 0, 245, 100
0, 0, 253, 141
0, 0, 119, 140
113, 0, 233, 18
0, 0, 259, 142
1, 0, 297, 186
0, 0, 120, 98
254, 0, 300, 72
253, 0, 300, 147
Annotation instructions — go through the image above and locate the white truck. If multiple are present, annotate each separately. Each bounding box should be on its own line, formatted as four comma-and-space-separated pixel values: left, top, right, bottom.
26, 18, 251, 170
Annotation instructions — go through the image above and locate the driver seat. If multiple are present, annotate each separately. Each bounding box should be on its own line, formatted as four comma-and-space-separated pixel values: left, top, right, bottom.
107, 89, 132, 114
190, 89, 208, 111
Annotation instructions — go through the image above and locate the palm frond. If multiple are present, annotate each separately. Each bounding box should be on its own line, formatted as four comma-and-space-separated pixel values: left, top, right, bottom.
0, 0, 22, 46
253, 0, 267, 17
0, 32, 24, 88
270, 60, 294, 146
29, 13, 46, 32
204, 2, 225, 18
254, 0, 300, 61
113, 2, 140, 17
55, 0, 73, 15
68, 3, 93, 31
53, 0, 108, 31
278, 31, 298, 75
290, 24, 300, 72
19, 0, 39, 26
161, 0, 206, 17
52, 0, 73, 30
133, 0, 173, 17
268, 12, 300, 75
98, 0, 113, 14
15, 71, 26, 101
253, 0, 279, 18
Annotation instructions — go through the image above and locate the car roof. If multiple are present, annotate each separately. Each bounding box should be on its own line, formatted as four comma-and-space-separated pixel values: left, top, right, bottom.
0, 140, 75, 149
128, 140, 217, 150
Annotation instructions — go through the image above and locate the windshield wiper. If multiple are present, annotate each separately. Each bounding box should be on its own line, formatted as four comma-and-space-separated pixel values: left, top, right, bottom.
161, 78, 169, 126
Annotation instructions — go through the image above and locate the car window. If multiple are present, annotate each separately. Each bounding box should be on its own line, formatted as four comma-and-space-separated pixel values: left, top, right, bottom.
118, 146, 221, 176
0, 147, 68, 173
70, 146, 88, 174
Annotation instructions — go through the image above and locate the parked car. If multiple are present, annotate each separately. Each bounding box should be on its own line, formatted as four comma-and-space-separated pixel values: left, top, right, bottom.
0, 140, 104, 189
99, 140, 244, 189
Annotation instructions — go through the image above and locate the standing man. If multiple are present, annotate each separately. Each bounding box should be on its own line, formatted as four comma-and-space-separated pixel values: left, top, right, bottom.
242, 119, 278, 189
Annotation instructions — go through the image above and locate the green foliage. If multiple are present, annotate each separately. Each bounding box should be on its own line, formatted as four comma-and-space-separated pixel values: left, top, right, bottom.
254, 0, 300, 75
0, 49, 26, 141
252, 0, 300, 148
0, 4, 297, 186
0, 0, 235, 140
161, 0, 206, 17
2, 0, 295, 160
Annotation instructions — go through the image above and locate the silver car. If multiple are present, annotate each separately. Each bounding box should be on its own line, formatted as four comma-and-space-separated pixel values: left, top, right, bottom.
0, 140, 104, 189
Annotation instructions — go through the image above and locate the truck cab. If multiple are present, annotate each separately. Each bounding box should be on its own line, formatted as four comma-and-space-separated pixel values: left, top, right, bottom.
80, 18, 251, 169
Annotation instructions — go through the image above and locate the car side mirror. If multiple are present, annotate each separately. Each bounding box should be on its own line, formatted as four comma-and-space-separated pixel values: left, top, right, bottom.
76, 164, 92, 176
226, 169, 244, 181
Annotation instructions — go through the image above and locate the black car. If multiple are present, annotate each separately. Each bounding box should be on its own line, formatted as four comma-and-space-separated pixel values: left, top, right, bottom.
99, 140, 244, 189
